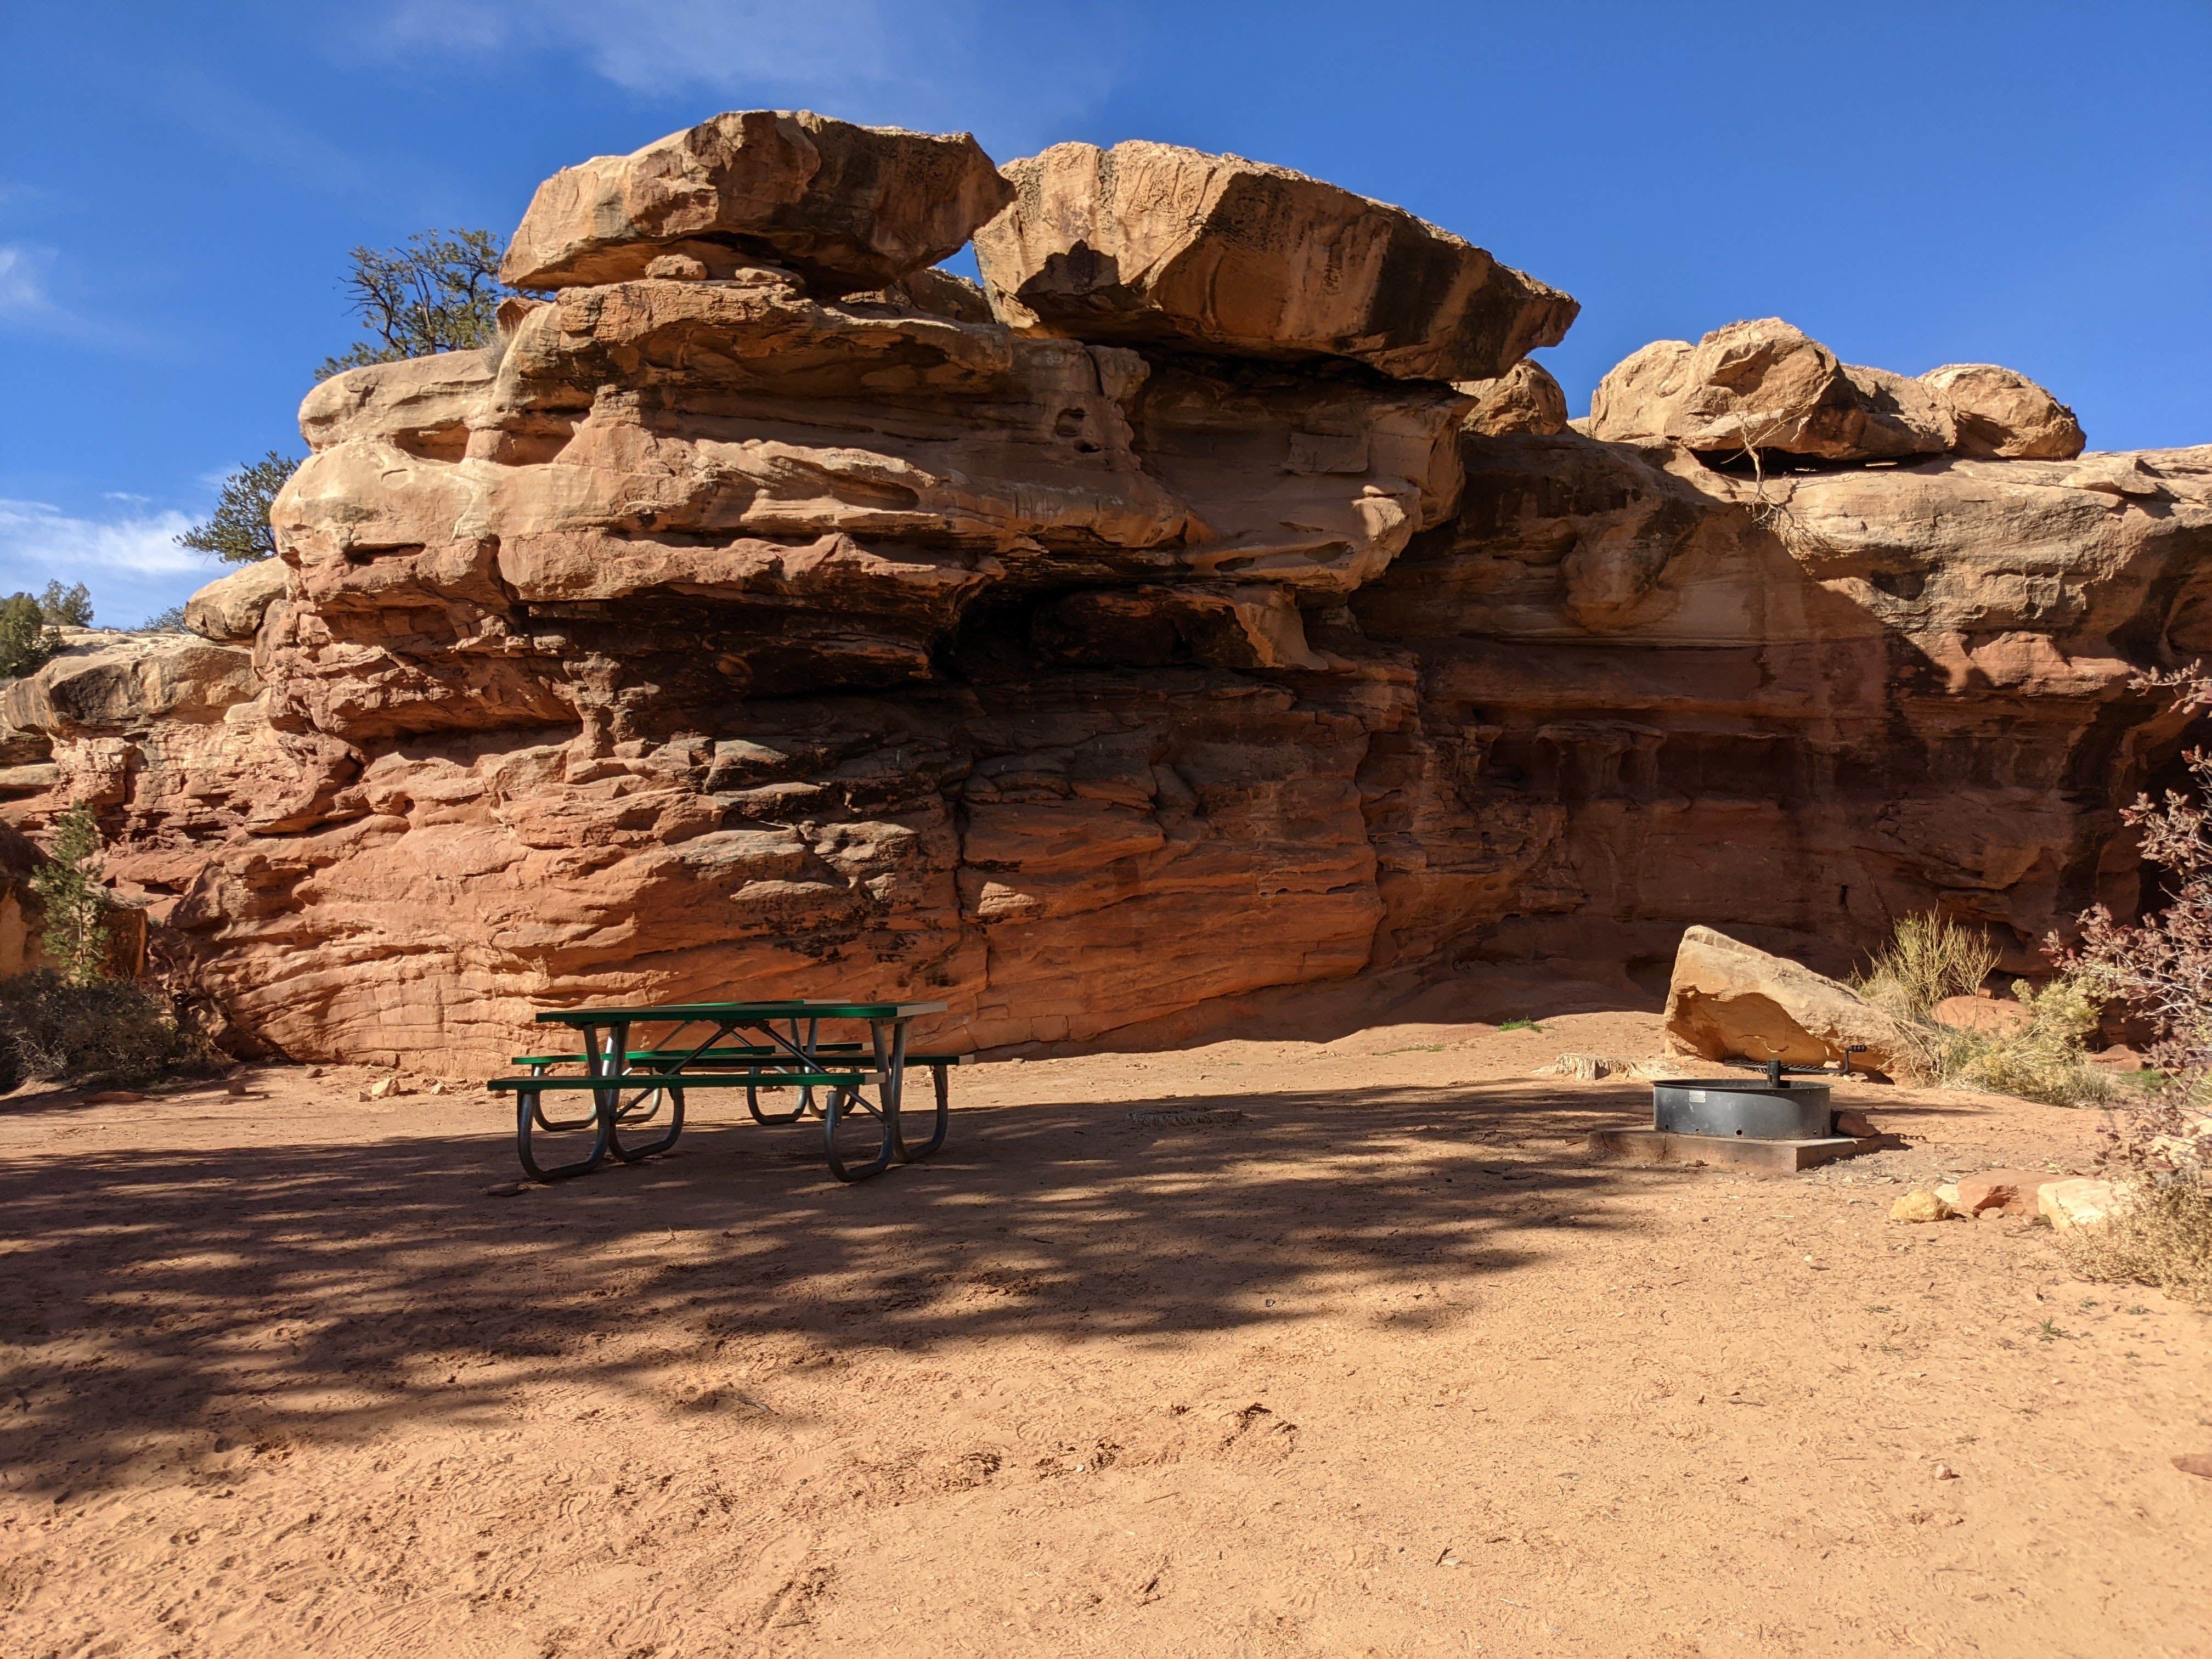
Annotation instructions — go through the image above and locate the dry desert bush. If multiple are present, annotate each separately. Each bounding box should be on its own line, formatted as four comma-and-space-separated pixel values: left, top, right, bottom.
1852, 910, 2000, 1014
1853, 913, 2110, 1106
2060, 1173, 2212, 1310
2045, 666, 2212, 1301
0, 970, 203, 1092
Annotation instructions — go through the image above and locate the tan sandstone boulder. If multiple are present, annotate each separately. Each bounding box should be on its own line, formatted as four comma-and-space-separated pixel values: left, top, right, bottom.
2038, 1176, 2126, 1232
1457, 359, 1570, 436
183, 558, 291, 644
1587, 318, 1954, 460
1663, 924, 1916, 1076
1920, 363, 2084, 460
500, 110, 1015, 296
972, 140, 1578, 382
1931, 994, 2032, 1037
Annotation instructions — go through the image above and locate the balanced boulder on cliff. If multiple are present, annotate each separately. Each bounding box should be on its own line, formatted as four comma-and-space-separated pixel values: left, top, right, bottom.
500, 110, 1016, 296
1588, 317, 2082, 463
972, 140, 1578, 382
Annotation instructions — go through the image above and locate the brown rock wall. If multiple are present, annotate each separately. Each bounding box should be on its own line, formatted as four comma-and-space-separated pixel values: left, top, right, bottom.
5, 116, 2208, 1073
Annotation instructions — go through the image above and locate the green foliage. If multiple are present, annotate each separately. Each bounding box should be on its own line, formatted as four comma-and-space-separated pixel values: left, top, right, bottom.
36, 580, 93, 626
0, 970, 200, 1093
314, 228, 507, 381
1945, 973, 2113, 1108
1854, 914, 2109, 1104
1498, 1018, 1543, 1032
27, 803, 112, 986
1851, 912, 1999, 1018
176, 451, 299, 565
142, 603, 188, 631
0, 592, 62, 680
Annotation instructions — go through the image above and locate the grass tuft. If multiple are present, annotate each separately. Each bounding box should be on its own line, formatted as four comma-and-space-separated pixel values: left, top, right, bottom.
1851, 912, 1999, 1018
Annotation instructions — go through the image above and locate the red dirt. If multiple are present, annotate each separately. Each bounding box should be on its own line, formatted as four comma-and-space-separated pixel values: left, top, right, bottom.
3, 1008, 2207, 1656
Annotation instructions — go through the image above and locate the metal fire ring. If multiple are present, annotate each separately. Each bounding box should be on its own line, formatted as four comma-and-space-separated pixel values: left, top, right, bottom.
1651, 1078, 1834, 1141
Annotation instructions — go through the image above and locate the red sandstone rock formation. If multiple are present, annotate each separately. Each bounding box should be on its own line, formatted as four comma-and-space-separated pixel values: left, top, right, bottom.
2, 114, 2208, 1072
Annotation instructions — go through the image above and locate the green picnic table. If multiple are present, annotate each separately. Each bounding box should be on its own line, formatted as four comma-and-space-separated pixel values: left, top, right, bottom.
486, 1000, 963, 1184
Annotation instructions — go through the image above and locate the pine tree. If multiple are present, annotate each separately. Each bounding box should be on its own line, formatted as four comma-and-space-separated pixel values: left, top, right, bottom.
315, 228, 508, 381
176, 452, 300, 565
28, 803, 113, 985
37, 581, 93, 626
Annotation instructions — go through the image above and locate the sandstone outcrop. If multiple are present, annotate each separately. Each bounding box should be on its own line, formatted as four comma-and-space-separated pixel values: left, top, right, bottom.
1588, 318, 1955, 460
1920, 363, 2085, 460
972, 141, 1578, 381
1663, 926, 1916, 1075
501, 110, 1015, 295
3, 115, 2210, 1075
183, 559, 290, 643
1457, 359, 1569, 436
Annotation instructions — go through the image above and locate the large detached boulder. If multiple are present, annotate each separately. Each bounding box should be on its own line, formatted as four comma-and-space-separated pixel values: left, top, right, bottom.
1920, 363, 2085, 460
1457, 359, 1570, 436
500, 110, 1016, 296
1663, 925, 1917, 1077
972, 140, 1578, 382
1588, 319, 1954, 461
183, 558, 290, 643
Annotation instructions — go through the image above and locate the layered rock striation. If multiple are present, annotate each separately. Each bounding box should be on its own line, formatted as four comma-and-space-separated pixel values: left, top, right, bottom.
4, 114, 2208, 1070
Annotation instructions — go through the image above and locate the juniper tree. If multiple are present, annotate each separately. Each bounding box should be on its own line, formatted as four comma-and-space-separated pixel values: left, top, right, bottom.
179, 229, 511, 565
0, 593, 61, 680
36, 581, 93, 626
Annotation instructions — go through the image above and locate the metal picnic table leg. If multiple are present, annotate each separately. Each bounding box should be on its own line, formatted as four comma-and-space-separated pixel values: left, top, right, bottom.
514, 1049, 616, 1183
746, 1016, 809, 1125
823, 1018, 901, 1183
609, 1018, 713, 1163
895, 1059, 951, 1164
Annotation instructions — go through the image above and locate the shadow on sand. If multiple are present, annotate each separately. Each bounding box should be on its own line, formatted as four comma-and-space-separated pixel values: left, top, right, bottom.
1, 1080, 1672, 1491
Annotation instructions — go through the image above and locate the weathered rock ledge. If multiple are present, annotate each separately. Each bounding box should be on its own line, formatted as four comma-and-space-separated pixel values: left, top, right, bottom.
4, 114, 2208, 1072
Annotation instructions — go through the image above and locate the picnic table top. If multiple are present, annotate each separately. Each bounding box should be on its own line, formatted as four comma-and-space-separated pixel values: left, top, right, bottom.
534, 1000, 949, 1026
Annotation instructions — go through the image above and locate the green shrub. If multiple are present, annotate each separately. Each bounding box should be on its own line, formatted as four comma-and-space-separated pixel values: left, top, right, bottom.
0, 970, 202, 1092
0, 592, 61, 681
1947, 973, 2114, 1109
1855, 915, 2109, 1105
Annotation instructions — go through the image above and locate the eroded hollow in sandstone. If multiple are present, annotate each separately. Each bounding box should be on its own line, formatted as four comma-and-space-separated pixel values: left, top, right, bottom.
3, 113, 2209, 1073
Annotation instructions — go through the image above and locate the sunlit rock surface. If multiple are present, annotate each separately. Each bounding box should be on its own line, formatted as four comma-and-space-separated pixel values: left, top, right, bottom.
5, 113, 2208, 1073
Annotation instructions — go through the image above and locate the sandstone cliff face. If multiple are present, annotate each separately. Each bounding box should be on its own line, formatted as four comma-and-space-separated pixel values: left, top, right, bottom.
4, 114, 2208, 1071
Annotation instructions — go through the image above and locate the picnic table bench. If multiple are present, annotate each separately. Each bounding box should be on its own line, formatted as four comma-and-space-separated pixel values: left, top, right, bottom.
487, 1000, 963, 1183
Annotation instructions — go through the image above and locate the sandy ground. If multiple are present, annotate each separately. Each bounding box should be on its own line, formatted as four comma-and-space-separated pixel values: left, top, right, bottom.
2, 1007, 2208, 1659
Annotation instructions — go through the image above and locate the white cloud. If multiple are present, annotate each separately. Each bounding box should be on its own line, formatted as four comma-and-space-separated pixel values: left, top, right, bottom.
0, 499, 210, 628
0, 500, 199, 581
0, 244, 56, 320
368, 0, 1124, 144
383, 0, 906, 97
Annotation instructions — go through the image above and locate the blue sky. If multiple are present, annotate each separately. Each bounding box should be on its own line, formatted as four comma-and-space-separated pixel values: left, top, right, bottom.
4, 1, 2208, 625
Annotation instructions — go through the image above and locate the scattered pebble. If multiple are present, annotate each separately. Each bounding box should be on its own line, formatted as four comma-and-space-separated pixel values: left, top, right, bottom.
484, 1181, 527, 1198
